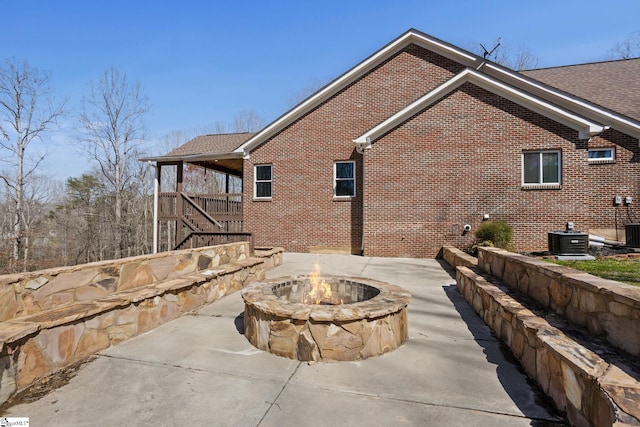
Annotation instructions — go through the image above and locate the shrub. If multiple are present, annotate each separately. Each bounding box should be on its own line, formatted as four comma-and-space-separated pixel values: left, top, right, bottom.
474, 221, 513, 250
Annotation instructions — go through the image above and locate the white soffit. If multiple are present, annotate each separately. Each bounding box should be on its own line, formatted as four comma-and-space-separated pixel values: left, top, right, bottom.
235, 29, 482, 156
353, 68, 605, 145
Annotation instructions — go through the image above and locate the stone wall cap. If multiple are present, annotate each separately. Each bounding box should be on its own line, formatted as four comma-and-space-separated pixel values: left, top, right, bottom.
564, 273, 640, 307
0, 242, 250, 287
254, 247, 284, 258
539, 329, 609, 377
242, 275, 411, 322
18, 302, 105, 329
0, 321, 40, 346
600, 365, 640, 422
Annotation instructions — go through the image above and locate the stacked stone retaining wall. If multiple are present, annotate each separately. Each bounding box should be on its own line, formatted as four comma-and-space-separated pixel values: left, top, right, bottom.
477, 247, 640, 357
0, 243, 283, 407
1, 243, 253, 322
442, 246, 640, 426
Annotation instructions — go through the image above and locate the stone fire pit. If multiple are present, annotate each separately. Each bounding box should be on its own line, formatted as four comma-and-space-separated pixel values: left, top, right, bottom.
241, 275, 411, 362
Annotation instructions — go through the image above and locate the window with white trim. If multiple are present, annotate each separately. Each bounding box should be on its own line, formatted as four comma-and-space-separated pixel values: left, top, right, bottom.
254, 164, 272, 199
334, 161, 355, 197
588, 148, 615, 162
522, 151, 561, 185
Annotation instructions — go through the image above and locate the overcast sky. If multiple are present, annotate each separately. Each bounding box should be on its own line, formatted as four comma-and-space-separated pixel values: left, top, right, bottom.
2, 0, 639, 181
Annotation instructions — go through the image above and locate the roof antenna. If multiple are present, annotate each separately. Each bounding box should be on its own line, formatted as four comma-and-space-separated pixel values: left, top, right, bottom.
480, 37, 502, 59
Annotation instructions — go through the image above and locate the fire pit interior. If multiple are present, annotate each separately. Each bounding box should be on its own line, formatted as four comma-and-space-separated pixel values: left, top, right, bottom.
271, 277, 381, 305
242, 265, 411, 362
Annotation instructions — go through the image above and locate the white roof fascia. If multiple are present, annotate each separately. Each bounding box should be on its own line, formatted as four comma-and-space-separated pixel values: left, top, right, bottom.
484, 63, 640, 139
469, 71, 605, 138
235, 29, 481, 156
139, 151, 243, 163
354, 68, 604, 145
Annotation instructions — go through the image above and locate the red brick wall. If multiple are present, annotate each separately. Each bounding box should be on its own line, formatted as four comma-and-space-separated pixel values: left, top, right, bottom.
364, 83, 586, 257
243, 44, 640, 257
244, 45, 464, 254
586, 129, 640, 239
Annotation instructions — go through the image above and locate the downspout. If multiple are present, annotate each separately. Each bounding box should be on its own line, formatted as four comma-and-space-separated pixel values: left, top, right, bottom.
361, 149, 365, 256
355, 137, 371, 256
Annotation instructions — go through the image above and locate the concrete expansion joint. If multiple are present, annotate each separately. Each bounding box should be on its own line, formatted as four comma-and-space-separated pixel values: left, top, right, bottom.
423, 403, 556, 424
273, 378, 558, 424
358, 257, 373, 276
415, 332, 498, 343
99, 353, 199, 373
188, 312, 224, 318
389, 396, 563, 425
256, 361, 302, 426
99, 353, 256, 381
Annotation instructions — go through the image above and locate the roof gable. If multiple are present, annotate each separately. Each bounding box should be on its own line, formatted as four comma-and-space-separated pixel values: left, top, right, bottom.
235, 29, 640, 155
354, 68, 605, 150
235, 29, 486, 156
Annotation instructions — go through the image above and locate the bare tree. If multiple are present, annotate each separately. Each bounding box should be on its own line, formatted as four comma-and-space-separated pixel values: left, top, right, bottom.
495, 45, 540, 70
605, 31, 640, 59
231, 110, 265, 132
64, 174, 104, 263
157, 129, 189, 156
79, 67, 149, 259
286, 78, 328, 108
20, 173, 60, 269
213, 120, 228, 134
0, 59, 65, 271
203, 112, 265, 134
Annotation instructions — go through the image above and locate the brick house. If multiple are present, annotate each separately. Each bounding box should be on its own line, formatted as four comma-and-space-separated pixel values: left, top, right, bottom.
143, 29, 640, 258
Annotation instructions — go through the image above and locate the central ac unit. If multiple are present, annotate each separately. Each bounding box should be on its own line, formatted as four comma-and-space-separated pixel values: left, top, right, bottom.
548, 231, 588, 256
625, 224, 640, 247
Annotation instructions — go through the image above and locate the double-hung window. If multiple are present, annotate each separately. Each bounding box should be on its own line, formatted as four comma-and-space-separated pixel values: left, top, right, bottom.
334, 161, 355, 198
522, 151, 561, 186
254, 164, 272, 199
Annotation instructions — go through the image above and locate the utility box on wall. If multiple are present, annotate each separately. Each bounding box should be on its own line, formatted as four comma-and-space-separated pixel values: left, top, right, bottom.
625, 224, 640, 247
548, 231, 589, 255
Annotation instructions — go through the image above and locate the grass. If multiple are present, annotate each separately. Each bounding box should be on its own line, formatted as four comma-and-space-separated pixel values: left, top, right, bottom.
550, 257, 640, 287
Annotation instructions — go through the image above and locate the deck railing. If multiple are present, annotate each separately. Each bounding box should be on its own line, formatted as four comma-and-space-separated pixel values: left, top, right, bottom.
158, 192, 246, 250
159, 193, 242, 219
174, 232, 254, 252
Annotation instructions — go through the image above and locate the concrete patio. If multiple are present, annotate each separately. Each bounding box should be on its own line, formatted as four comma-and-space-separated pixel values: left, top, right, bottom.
3, 253, 567, 426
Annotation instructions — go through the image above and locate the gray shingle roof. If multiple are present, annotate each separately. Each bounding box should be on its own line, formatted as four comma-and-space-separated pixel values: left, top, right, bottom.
522, 58, 640, 122
165, 132, 256, 157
